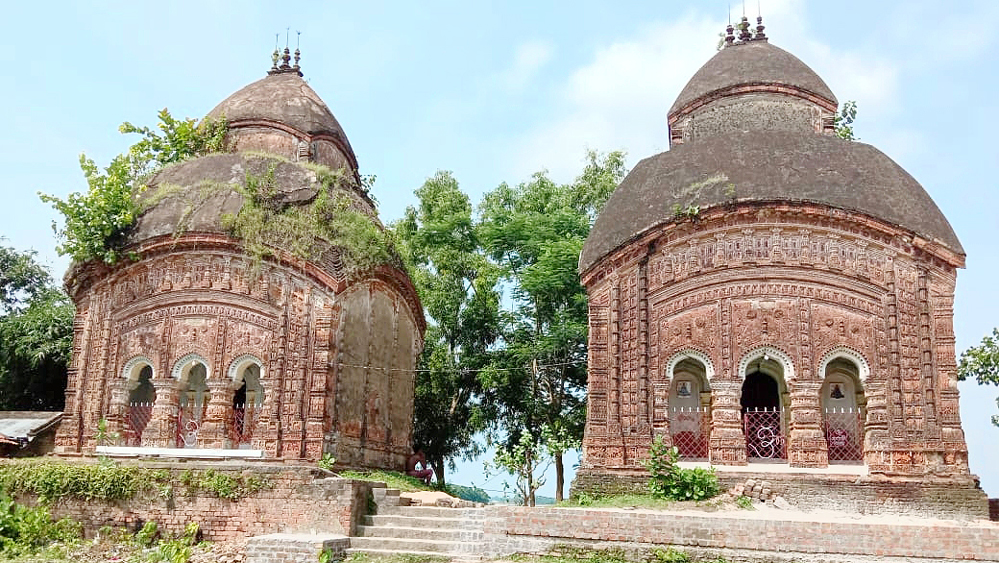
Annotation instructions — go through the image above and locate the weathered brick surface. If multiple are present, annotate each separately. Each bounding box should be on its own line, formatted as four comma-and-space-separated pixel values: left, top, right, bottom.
482, 506, 999, 562
245, 533, 348, 563
572, 468, 989, 520
18, 463, 373, 542
990, 498, 999, 521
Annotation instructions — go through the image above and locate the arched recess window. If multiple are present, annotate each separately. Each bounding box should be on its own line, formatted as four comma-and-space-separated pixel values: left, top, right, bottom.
123, 357, 155, 446
739, 347, 792, 460
228, 356, 264, 448
820, 351, 867, 463
668, 356, 711, 459
173, 355, 210, 448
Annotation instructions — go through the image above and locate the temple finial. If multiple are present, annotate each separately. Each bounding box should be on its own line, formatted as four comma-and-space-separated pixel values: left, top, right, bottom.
754, 15, 767, 41
725, 21, 735, 46
738, 15, 753, 42
293, 31, 301, 74
268, 30, 303, 76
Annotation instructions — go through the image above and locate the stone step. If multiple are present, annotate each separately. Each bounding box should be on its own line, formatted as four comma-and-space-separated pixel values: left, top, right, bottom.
394, 506, 486, 519
356, 524, 482, 542
346, 548, 483, 562
348, 535, 479, 555
364, 514, 478, 529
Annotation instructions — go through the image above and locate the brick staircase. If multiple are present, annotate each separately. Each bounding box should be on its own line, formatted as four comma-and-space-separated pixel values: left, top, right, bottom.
348, 488, 486, 559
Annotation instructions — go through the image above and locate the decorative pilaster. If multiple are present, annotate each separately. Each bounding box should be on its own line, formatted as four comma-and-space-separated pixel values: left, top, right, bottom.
709, 380, 747, 465
146, 379, 179, 447
199, 379, 234, 449
787, 380, 828, 467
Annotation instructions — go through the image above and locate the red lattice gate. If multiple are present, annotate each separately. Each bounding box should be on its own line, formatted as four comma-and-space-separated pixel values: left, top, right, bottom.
229, 405, 261, 446
670, 406, 709, 459
176, 403, 205, 448
824, 408, 864, 462
743, 407, 785, 460
124, 402, 153, 446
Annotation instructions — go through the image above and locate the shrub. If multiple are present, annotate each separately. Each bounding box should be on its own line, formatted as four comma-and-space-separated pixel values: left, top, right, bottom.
0, 494, 80, 556
643, 436, 720, 501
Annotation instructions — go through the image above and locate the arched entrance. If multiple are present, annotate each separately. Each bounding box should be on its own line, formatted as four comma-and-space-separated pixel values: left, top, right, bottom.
229, 359, 264, 448
124, 361, 155, 446
174, 355, 210, 448
668, 357, 710, 459
740, 351, 788, 460
820, 353, 867, 463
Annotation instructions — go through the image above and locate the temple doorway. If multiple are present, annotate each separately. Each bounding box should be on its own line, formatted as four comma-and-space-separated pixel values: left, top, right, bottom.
741, 355, 786, 460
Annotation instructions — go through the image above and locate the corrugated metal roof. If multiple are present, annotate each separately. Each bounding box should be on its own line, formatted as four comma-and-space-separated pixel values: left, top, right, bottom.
0, 411, 62, 440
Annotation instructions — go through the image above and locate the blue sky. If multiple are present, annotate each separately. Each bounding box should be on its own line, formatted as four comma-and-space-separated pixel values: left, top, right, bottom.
1, 0, 997, 499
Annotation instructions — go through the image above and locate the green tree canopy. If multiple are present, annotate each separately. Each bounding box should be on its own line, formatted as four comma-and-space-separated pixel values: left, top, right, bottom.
957, 327, 999, 426
392, 171, 503, 486
0, 245, 74, 411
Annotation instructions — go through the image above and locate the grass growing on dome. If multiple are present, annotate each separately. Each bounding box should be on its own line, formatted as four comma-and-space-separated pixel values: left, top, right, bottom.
221, 160, 395, 278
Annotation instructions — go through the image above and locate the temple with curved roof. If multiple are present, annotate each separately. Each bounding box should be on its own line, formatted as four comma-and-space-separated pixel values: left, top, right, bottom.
574, 19, 986, 518
55, 49, 425, 468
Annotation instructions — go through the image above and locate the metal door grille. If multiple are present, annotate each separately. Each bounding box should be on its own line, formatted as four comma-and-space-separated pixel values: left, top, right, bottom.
125, 402, 153, 446
743, 407, 785, 460
824, 408, 864, 462
669, 406, 709, 459
230, 404, 260, 446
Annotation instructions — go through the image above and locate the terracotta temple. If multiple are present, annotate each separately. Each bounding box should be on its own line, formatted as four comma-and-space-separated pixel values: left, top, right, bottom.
574, 19, 986, 513
54, 49, 425, 468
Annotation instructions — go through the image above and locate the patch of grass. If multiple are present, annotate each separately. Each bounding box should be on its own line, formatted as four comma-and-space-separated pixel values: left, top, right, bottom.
338, 470, 433, 492
561, 493, 676, 510
345, 552, 450, 563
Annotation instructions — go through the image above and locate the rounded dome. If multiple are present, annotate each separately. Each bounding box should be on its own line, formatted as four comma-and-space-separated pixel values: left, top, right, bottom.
669, 40, 837, 117
207, 72, 358, 167
580, 131, 962, 272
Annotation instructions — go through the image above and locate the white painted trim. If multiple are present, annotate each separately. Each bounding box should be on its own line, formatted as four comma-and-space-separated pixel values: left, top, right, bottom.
171, 353, 210, 381
665, 349, 716, 381
818, 346, 870, 382
738, 346, 796, 382
228, 354, 265, 383
122, 356, 154, 382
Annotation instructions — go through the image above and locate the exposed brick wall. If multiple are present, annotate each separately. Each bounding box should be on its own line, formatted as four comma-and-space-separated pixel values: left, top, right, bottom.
990, 498, 998, 521
484, 506, 999, 562
14, 462, 372, 541
572, 468, 989, 521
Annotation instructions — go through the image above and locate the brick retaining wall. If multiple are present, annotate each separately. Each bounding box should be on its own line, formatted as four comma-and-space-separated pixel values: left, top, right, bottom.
572, 468, 990, 520
484, 506, 999, 562
12, 461, 372, 542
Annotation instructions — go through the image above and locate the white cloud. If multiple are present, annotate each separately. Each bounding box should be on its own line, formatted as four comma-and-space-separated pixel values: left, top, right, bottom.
507, 13, 722, 182
497, 40, 555, 93
503, 0, 916, 183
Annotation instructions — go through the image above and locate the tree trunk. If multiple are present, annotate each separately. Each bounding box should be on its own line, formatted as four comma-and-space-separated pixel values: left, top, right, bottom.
432, 459, 446, 488
555, 451, 564, 502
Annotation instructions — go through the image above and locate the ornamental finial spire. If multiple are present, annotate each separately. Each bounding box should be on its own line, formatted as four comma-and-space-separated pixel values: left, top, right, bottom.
268, 29, 304, 77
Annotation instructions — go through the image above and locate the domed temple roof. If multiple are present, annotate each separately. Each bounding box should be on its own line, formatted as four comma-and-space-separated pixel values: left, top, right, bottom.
669, 39, 837, 116
207, 72, 350, 140
580, 131, 963, 271
581, 24, 962, 273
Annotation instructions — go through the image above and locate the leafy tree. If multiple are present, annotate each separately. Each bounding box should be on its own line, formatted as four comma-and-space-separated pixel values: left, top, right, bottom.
833, 101, 858, 141
957, 327, 999, 426
0, 245, 74, 411
392, 171, 502, 485
39, 110, 227, 265
478, 150, 626, 503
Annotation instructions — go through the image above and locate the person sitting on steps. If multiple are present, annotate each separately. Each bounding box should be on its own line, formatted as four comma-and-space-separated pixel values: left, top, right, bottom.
406, 447, 434, 485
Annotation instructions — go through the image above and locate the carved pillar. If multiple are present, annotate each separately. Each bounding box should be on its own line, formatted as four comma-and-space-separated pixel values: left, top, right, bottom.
788, 380, 828, 467
106, 379, 131, 440
200, 379, 234, 449
146, 379, 179, 447
709, 380, 746, 465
